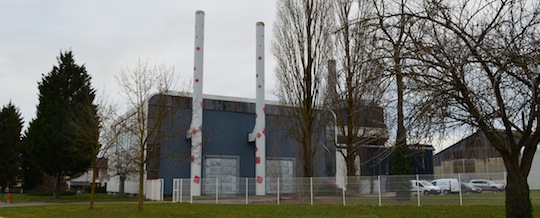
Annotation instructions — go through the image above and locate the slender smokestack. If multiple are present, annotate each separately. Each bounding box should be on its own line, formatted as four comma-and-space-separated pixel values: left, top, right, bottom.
189, 10, 204, 196
248, 22, 266, 195
327, 60, 337, 105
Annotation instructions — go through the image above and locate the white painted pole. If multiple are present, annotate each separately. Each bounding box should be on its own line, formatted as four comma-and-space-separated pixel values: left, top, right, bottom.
249, 22, 266, 196
180, 179, 183, 203
190, 10, 205, 197
458, 173, 463, 206
416, 174, 420, 207
342, 183, 346, 206
378, 175, 382, 206
216, 178, 219, 204
245, 177, 249, 205
277, 177, 280, 205
310, 177, 313, 205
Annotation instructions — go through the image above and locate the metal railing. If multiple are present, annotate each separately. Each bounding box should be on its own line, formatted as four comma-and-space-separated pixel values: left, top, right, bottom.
160, 171, 540, 206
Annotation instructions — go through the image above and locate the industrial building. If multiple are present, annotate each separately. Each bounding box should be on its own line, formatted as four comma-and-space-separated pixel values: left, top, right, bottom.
105, 10, 434, 197
433, 131, 540, 189
433, 131, 506, 176
105, 92, 438, 196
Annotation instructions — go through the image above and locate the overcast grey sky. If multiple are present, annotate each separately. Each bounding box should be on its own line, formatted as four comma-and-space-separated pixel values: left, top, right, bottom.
0, 0, 277, 127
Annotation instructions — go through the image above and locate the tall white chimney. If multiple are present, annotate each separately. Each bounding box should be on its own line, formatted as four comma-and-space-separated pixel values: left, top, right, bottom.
249, 22, 266, 195
189, 10, 204, 197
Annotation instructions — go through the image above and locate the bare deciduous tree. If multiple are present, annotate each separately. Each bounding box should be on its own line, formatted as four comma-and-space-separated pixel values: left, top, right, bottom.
115, 59, 178, 210
67, 94, 101, 209
332, 0, 387, 177
106, 120, 138, 197
272, 0, 335, 177
405, 0, 540, 216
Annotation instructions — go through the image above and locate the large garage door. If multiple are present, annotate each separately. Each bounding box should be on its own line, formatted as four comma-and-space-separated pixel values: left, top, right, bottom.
204, 155, 239, 194
266, 158, 294, 193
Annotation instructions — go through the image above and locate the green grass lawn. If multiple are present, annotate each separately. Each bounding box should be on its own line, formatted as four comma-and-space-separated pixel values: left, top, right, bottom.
1, 203, 534, 218
345, 191, 529, 206
1, 192, 540, 217
0, 193, 138, 203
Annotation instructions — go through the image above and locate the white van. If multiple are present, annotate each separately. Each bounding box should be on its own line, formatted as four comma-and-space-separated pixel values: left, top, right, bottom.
431, 178, 460, 195
410, 180, 442, 195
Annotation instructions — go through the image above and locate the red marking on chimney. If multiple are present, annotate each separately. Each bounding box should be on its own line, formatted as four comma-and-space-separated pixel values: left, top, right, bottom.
195, 78, 199, 83
257, 132, 262, 138
194, 176, 200, 184
257, 176, 263, 184
191, 155, 195, 162
258, 56, 262, 60
196, 47, 200, 51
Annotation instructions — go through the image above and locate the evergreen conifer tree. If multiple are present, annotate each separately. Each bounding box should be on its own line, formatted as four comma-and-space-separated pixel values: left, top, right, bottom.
26, 50, 97, 198
0, 102, 24, 192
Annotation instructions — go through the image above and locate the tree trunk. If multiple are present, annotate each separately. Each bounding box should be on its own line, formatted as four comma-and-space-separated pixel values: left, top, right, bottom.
137, 150, 145, 210
346, 146, 356, 176
89, 159, 97, 209
52, 174, 61, 199
505, 168, 532, 218
303, 136, 313, 177
119, 177, 126, 197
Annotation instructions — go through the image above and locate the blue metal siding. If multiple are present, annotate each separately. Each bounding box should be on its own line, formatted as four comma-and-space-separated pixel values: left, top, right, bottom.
154, 97, 305, 195
147, 94, 398, 195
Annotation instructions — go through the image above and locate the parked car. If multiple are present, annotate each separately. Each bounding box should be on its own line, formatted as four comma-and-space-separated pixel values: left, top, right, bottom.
431, 178, 460, 195
461, 182, 482, 193
410, 180, 442, 195
469, 179, 505, 192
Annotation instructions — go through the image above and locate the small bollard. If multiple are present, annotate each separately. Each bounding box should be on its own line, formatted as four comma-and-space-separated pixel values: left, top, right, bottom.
7, 193, 12, 203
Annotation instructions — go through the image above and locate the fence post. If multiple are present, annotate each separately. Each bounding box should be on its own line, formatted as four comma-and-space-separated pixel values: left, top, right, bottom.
458, 173, 463, 206
180, 179, 183, 203
416, 174, 420, 207
310, 177, 313, 205
378, 175, 382, 206
216, 178, 219, 204
245, 177, 249, 205
342, 176, 346, 206
277, 177, 280, 205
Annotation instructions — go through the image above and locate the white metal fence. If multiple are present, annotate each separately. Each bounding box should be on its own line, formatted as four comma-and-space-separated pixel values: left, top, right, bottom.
161, 171, 540, 206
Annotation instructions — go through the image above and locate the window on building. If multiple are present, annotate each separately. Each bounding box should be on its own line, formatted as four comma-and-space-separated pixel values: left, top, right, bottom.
237, 102, 252, 113
223, 101, 236, 112
206, 99, 222, 110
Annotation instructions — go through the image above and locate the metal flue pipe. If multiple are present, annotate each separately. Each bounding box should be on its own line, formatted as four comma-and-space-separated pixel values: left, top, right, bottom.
249, 22, 266, 195
189, 10, 205, 197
